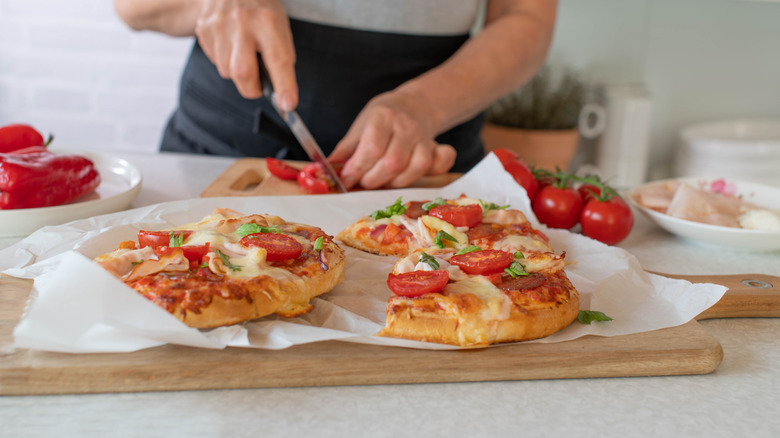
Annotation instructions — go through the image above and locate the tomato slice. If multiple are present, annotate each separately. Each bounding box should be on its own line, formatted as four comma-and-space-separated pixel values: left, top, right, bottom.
266, 157, 300, 180
154, 243, 210, 264
138, 230, 193, 248
450, 249, 514, 275
239, 233, 304, 261
297, 163, 332, 194
428, 204, 483, 228
387, 270, 450, 297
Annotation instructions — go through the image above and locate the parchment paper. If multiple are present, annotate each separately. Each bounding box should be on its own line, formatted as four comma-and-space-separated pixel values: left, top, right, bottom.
1, 155, 727, 353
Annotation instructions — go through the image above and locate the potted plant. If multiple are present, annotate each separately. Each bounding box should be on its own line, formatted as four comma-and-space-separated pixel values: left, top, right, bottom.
482, 66, 590, 171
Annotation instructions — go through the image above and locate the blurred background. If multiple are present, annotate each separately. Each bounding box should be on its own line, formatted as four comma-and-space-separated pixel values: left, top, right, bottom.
1, 0, 779, 184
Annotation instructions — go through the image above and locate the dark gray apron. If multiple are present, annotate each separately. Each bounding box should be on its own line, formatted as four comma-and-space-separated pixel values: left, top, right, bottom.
161, 19, 485, 173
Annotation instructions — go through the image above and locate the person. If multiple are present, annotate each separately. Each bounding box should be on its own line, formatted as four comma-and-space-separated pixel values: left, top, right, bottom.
113, 0, 558, 190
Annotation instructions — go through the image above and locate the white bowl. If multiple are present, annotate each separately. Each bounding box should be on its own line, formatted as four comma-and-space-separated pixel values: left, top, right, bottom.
676, 119, 780, 187
628, 177, 780, 251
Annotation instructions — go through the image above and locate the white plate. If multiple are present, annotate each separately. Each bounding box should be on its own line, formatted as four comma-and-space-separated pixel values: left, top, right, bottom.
628, 177, 780, 251
0, 152, 142, 237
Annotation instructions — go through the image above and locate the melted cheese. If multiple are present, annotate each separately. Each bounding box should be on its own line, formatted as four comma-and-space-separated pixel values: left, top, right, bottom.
419, 215, 468, 248
451, 197, 482, 206
185, 229, 237, 248
444, 276, 511, 321
393, 250, 470, 281
483, 209, 529, 225
492, 234, 552, 253
223, 247, 288, 280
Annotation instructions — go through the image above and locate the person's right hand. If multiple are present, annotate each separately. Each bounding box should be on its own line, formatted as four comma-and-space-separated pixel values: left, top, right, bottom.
195, 0, 298, 110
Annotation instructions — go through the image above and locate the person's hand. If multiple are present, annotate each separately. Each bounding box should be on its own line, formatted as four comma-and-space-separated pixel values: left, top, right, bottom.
195, 0, 297, 110
329, 91, 457, 189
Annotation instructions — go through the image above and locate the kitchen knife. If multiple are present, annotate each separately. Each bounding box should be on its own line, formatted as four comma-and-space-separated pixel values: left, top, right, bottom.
258, 61, 347, 193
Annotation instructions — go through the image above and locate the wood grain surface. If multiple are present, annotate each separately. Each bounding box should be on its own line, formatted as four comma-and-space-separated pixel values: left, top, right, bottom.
199, 158, 462, 197
2, 158, 777, 395
0, 276, 726, 396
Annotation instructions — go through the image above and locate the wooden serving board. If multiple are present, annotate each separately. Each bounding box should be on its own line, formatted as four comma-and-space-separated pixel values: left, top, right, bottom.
2, 158, 778, 395
1, 274, 778, 395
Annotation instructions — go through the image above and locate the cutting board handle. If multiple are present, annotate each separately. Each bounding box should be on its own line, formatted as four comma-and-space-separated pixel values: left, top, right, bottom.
653, 272, 780, 320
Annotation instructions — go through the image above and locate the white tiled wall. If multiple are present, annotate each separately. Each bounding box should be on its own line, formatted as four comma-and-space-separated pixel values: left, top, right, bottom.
0, 0, 191, 154
1, 0, 780, 173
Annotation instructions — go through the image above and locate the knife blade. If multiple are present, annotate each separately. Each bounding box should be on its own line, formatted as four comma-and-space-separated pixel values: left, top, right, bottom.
259, 61, 347, 193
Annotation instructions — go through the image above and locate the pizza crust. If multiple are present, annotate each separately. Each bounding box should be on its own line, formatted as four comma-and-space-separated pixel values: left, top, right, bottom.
377, 272, 579, 347
98, 211, 346, 329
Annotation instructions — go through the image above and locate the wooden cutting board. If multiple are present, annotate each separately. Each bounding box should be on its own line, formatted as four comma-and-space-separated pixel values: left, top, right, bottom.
2, 158, 778, 395
199, 158, 462, 197
1, 274, 779, 395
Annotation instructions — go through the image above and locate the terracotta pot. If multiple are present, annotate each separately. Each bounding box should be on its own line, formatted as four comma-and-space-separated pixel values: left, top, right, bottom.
481, 123, 580, 171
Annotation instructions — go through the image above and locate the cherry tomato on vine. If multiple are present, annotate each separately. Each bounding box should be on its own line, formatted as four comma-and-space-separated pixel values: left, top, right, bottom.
577, 183, 603, 202
492, 148, 519, 165
492, 149, 540, 199
531, 185, 584, 229
266, 157, 300, 180
580, 195, 634, 245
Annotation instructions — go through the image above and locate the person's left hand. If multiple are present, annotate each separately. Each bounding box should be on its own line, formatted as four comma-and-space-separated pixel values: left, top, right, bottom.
328, 90, 457, 190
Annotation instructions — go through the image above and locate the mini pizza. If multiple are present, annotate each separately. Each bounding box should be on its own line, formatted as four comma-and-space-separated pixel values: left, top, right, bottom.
377, 247, 579, 347
338, 195, 579, 347
95, 208, 346, 328
336, 195, 553, 257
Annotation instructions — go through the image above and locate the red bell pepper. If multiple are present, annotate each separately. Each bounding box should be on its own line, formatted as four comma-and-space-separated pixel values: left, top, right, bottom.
0, 148, 101, 209
0, 124, 52, 153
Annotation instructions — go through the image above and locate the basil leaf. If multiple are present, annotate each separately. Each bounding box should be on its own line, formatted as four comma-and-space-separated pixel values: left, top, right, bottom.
236, 223, 280, 238
313, 236, 324, 251
433, 230, 457, 248
455, 245, 482, 255
216, 249, 241, 271
513, 250, 525, 259
504, 261, 528, 278
418, 252, 440, 270
131, 259, 144, 266
578, 310, 614, 325
169, 232, 183, 247
370, 197, 407, 220
479, 199, 509, 214
422, 197, 447, 212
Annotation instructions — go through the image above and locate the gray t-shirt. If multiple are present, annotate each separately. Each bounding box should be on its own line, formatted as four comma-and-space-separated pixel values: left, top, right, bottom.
280, 0, 483, 35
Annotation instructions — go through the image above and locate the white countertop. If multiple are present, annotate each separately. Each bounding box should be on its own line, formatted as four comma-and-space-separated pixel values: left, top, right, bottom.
2, 152, 779, 438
